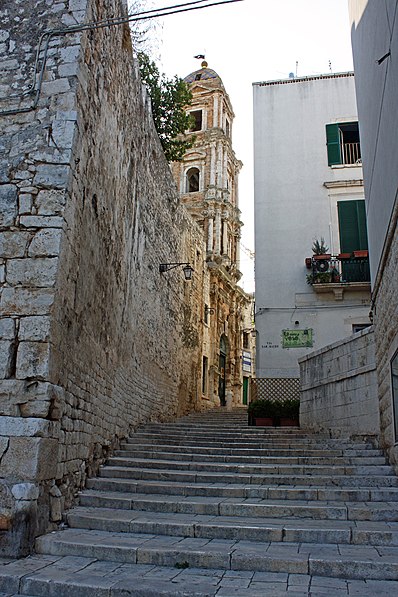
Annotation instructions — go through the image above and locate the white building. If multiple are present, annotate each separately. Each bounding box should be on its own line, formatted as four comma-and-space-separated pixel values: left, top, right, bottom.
253, 73, 371, 390
349, 1, 398, 467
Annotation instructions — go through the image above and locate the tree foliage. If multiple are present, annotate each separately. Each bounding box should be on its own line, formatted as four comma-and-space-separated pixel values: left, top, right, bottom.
137, 52, 194, 162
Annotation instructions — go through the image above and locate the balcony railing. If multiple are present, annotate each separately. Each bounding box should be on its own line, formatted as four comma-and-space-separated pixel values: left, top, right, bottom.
342, 142, 361, 165
307, 254, 370, 285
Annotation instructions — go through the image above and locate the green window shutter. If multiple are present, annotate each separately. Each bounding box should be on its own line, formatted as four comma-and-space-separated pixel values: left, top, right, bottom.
326, 123, 342, 166
338, 200, 369, 252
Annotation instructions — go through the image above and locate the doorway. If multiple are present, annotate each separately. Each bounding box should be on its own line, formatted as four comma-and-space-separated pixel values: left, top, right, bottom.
218, 335, 227, 406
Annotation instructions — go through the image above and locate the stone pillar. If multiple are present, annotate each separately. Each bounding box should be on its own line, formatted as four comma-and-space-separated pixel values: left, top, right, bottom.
217, 143, 223, 188
223, 151, 228, 189
222, 220, 228, 255
207, 217, 214, 252
213, 95, 219, 128
215, 211, 222, 255
210, 144, 216, 186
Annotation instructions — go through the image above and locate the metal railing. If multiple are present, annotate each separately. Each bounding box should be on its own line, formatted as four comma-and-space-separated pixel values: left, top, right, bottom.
342, 142, 361, 165
308, 255, 370, 285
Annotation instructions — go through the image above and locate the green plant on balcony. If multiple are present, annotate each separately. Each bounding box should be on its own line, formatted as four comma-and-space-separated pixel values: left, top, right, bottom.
312, 237, 329, 256
306, 272, 332, 285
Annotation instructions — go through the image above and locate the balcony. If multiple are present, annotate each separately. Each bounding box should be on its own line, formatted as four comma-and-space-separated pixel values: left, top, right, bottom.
342, 142, 361, 165
306, 252, 370, 300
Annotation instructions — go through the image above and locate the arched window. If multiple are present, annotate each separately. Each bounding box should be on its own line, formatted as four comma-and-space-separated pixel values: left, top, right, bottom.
186, 167, 200, 193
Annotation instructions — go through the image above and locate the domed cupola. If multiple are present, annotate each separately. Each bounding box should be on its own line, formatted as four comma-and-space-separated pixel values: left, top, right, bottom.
184, 61, 224, 88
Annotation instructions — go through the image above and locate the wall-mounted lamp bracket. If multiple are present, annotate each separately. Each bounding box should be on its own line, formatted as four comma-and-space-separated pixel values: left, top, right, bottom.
159, 262, 194, 281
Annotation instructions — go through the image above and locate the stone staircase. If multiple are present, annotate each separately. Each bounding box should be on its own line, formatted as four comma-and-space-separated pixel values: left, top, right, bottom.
2, 409, 398, 596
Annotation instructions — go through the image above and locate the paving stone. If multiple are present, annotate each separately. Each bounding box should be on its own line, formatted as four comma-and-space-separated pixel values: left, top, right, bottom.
4, 411, 398, 594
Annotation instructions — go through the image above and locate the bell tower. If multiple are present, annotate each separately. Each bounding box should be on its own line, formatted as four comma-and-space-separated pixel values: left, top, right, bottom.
171, 61, 243, 281
171, 61, 251, 408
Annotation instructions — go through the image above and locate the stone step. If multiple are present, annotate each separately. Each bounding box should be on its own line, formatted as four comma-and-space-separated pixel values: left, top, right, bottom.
5, 554, 398, 597
99, 465, 398, 486
107, 456, 394, 477
35, 528, 398, 580
115, 448, 387, 466
126, 435, 378, 450
86, 477, 398, 502
120, 441, 384, 458
66, 506, 398, 546
78, 490, 398, 522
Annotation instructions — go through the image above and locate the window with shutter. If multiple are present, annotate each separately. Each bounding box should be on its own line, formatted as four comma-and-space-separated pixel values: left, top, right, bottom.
337, 200, 368, 252
326, 122, 361, 166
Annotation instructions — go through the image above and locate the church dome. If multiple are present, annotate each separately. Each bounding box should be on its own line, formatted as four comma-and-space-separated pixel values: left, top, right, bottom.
184, 62, 224, 87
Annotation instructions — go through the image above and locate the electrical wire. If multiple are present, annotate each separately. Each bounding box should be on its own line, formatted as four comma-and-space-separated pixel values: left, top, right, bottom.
0, 0, 243, 117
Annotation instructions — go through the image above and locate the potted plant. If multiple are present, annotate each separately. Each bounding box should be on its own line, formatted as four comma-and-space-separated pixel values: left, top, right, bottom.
248, 399, 278, 426
353, 249, 368, 259
279, 398, 300, 427
312, 237, 331, 260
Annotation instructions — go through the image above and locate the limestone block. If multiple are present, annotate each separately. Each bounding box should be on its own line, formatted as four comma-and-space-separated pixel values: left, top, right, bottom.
19, 215, 64, 228
6, 257, 58, 287
16, 341, 50, 379
28, 229, 62, 257
41, 78, 71, 96
0, 263, 4, 283
35, 189, 66, 215
0, 380, 28, 416
49, 120, 76, 150
0, 232, 30, 258
58, 62, 78, 77
0, 437, 9, 460
0, 416, 51, 437
0, 184, 17, 226
33, 165, 69, 190
49, 484, 63, 522
0, 340, 13, 378
60, 45, 81, 64
19, 316, 50, 341
1, 287, 55, 315
19, 193, 33, 214
0, 318, 15, 340
11, 483, 39, 501
0, 437, 58, 480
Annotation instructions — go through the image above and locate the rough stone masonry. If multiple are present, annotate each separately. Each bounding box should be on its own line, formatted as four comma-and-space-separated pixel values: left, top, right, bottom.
0, 0, 205, 556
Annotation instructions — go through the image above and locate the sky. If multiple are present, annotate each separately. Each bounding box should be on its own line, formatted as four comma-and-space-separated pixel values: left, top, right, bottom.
149, 0, 355, 292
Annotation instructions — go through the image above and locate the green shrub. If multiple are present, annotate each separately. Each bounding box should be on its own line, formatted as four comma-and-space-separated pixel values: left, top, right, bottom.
279, 398, 300, 419
248, 399, 278, 418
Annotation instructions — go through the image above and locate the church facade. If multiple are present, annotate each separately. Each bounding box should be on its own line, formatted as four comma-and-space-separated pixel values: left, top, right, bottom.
171, 61, 253, 407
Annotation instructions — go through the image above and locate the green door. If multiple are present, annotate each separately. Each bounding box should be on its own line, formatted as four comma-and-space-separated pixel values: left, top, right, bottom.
243, 377, 249, 405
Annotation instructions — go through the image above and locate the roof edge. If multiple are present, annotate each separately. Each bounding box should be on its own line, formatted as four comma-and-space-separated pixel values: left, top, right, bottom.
252, 71, 354, 87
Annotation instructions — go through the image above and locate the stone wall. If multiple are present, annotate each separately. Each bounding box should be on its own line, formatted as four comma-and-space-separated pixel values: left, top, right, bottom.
373, 200, 398, 468
0, 0, 205, 556
299, 327, 379, 438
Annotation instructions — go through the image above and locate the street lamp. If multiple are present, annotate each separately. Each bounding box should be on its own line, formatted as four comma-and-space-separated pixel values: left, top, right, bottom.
159, 262, 194, 281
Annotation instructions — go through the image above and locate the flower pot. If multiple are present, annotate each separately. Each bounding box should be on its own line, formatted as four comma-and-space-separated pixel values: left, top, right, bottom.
313, 254, 331, 260
337, 253, 352, 260
353, 250, 368, 259
254, 417, 274, 427
280, 417, 299, 427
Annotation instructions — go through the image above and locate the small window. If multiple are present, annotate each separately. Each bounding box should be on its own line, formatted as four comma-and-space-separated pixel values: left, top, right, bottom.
195, 74, 201, 81
189, 110, 202, 132
202, 356, 208, 394
186, 167, 200, 193
243, 332, 249, 349
326, 122, 361, 166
